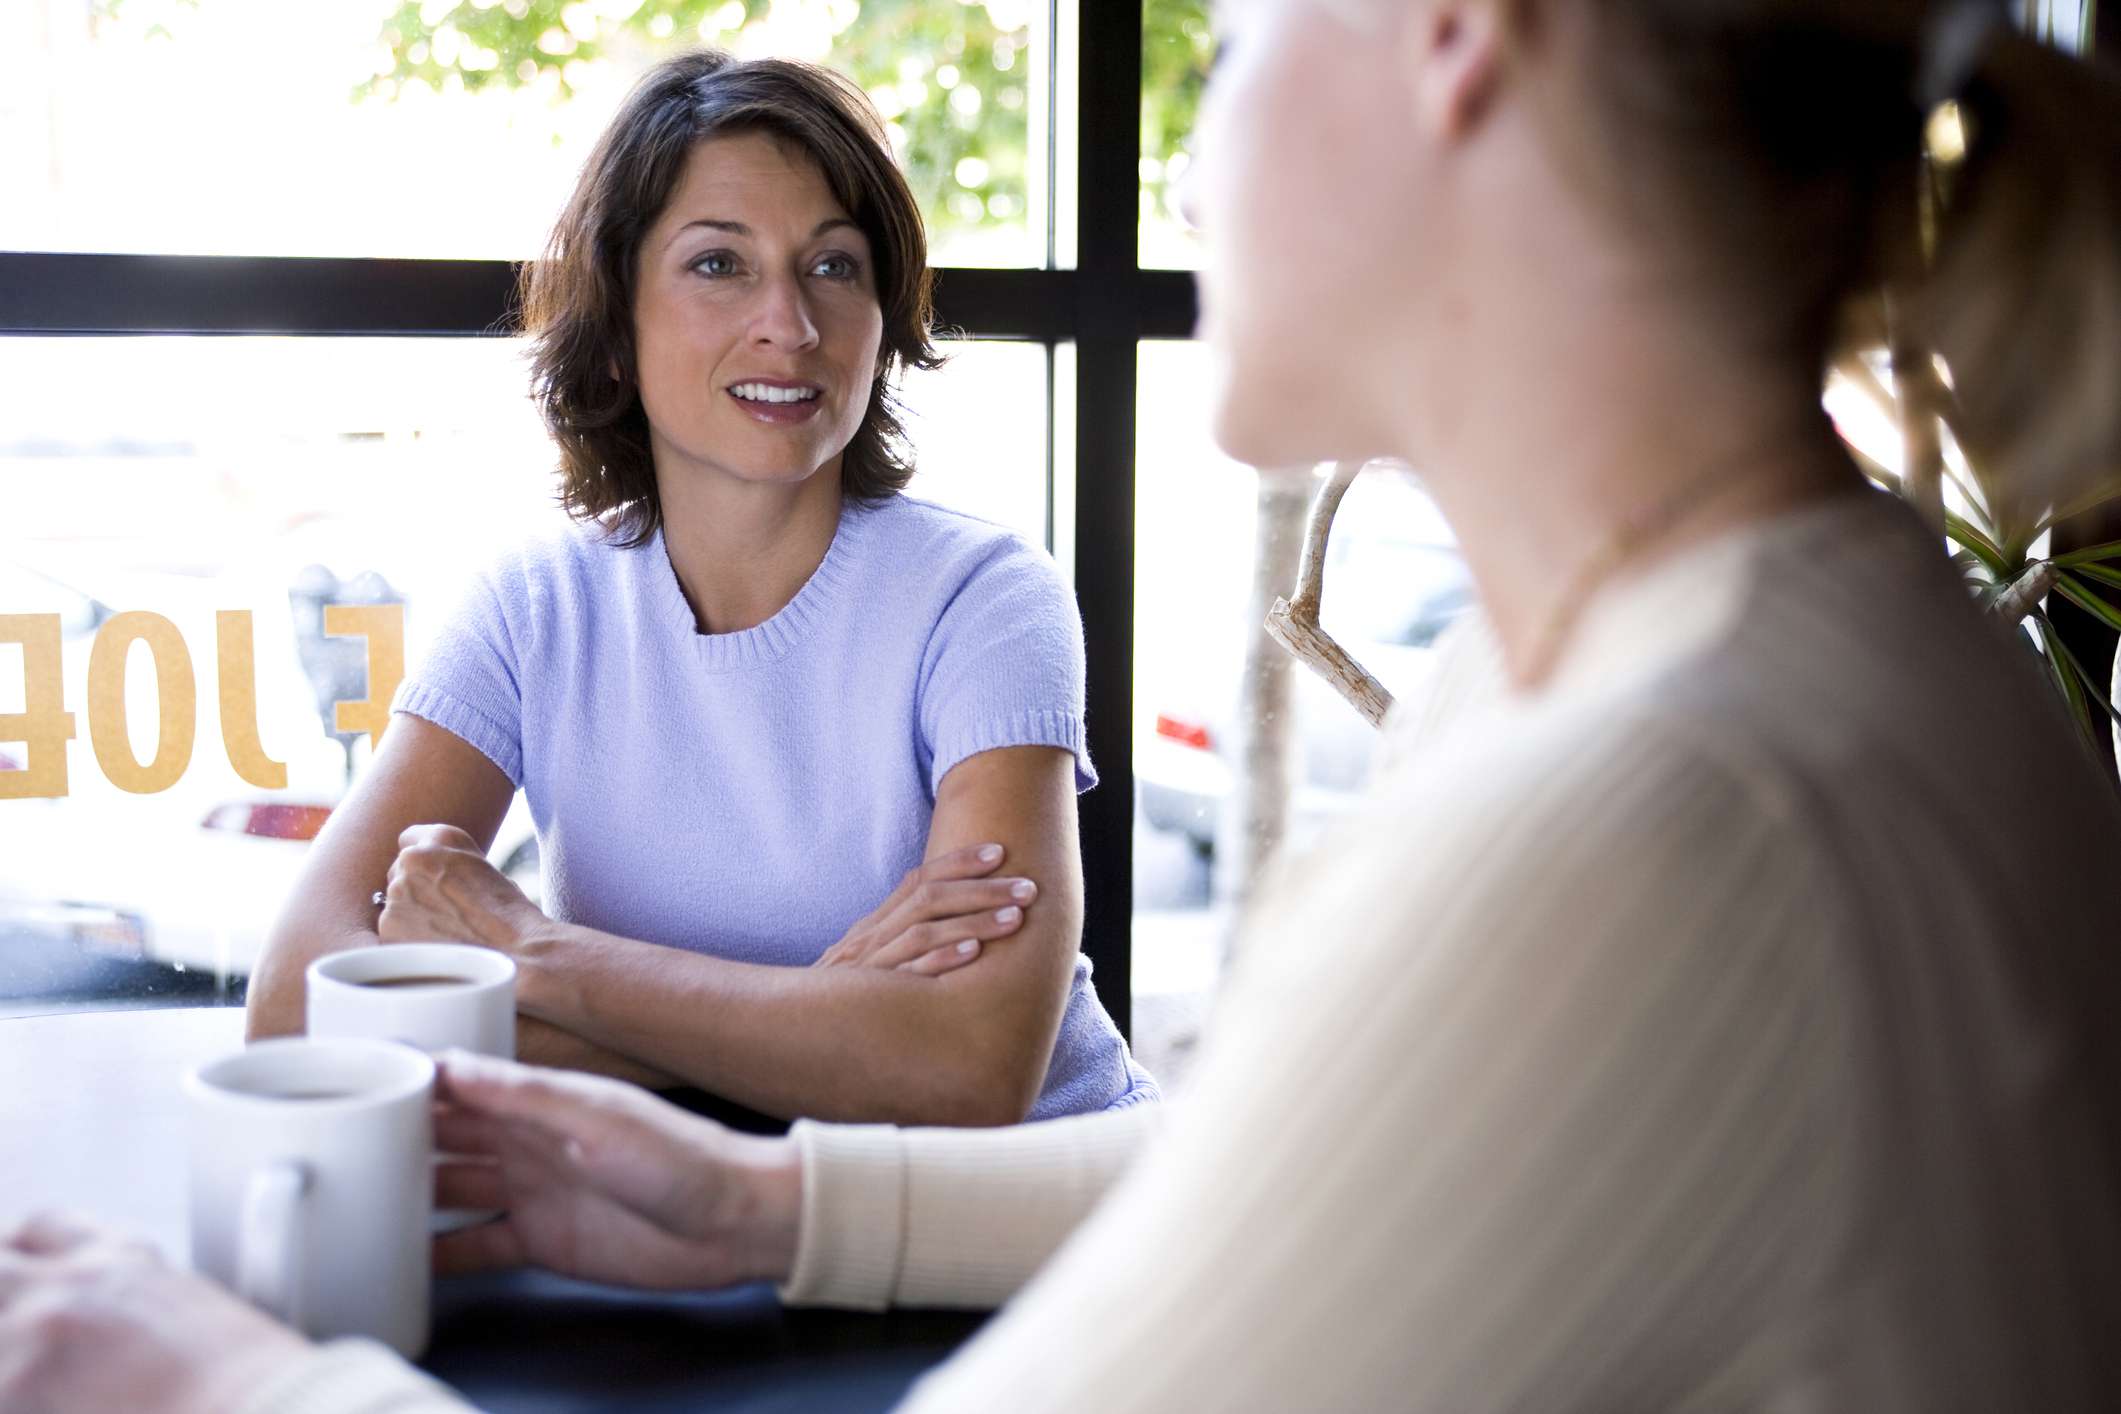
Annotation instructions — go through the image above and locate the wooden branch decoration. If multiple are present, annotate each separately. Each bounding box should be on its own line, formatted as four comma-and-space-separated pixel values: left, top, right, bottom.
1265, 459, 1396, 730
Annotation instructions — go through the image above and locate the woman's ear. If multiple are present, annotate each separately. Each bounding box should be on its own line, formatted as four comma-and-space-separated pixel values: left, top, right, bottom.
1404, 1, 1506, 143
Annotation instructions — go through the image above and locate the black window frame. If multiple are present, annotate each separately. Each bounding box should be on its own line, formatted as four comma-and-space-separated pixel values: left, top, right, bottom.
0, 1, 1199, 1037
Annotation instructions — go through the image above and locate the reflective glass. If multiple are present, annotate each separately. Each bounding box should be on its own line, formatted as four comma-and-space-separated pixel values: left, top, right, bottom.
1, 0, 1046, 267
1139, 0, 1209, 269
0, 334, 1047, 1015
1130, 340, 1465, 1081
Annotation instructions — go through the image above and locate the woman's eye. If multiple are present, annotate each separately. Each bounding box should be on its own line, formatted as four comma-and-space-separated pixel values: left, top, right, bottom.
811, 253, 859, 280
692, 251, 738, 277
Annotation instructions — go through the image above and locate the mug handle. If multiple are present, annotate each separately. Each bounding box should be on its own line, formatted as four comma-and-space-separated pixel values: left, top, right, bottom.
237, 1161, 310, 1329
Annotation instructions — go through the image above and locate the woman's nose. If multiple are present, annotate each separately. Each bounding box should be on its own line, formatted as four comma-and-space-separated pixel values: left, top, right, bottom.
750, 275, 820, 350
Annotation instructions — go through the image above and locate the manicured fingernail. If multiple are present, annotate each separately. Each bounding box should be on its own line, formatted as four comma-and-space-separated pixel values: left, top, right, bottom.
995, 906, 1021, 924
978, 844, 1003, 864
1010, 880, 1036, 902
957, 940, 979, 955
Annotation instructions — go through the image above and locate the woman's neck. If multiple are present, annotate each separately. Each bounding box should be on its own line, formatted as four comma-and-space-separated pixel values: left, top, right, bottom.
655, 466, 845, 635
1410, 312, 1858, 689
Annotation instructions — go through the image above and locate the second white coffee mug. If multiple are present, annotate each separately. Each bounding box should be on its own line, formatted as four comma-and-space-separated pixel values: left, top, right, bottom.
306, 942, 516, 1058
184, 1037, 435, 1357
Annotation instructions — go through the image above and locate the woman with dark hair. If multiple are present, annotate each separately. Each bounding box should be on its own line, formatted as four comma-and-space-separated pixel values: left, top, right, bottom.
9, 1, 2121, 1409
240, 50, 1156, 1127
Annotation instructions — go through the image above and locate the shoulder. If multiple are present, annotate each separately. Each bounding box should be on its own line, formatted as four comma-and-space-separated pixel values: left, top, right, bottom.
425, 521, 642, 662
855, 494, 1056, 576
492, 518, 638, 588
1376, 612, 1506, 781
465, 519, 647, 613
853, 494, 1074, 616
1224, 691, 1858, 1150
1353, 686, 1848, 960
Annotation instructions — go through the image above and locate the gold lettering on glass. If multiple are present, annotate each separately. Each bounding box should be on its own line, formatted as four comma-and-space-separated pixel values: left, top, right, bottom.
86, 611, 197, 795
0, 613, 78, 800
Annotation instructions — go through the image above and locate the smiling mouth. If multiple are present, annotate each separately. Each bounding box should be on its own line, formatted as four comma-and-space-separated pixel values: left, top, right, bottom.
729, 382, 822, 405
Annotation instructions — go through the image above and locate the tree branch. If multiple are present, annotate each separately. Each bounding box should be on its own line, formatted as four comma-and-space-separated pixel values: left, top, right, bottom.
1264, 460, 1395, 730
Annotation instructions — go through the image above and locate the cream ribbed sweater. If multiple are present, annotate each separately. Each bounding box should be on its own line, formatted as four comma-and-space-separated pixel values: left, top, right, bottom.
243, 490, 2121, 1414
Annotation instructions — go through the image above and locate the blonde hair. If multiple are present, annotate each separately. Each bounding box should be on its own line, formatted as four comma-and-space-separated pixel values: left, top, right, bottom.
1503, 1, 2121, 502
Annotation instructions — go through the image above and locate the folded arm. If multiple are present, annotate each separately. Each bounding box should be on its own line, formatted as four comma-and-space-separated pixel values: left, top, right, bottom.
254, 717, 1087, 1126
246, 720, 516, 1035
513, 744, 1085, 1126
247, 720, 681, 1085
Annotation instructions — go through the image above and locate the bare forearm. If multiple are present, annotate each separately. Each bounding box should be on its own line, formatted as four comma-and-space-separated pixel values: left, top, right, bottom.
245, 924, 375, 1040
515, 1016, 684, 1089
247, 714, 518, 1041
254, 930, 675, 1088
519, 925, 1064, 1126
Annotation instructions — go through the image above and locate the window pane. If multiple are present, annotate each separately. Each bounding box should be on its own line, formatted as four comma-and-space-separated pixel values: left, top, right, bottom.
1140, 0, 1210, 270
0, 334, 1046, 1016
900, 340, 1049, 544
2, 0, 1045, 267
1130, 340, 1464, 1089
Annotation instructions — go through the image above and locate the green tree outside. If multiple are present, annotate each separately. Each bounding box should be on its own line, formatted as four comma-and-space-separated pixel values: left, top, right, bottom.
1141, 0, 1212, 263
356, 0, 1211, 261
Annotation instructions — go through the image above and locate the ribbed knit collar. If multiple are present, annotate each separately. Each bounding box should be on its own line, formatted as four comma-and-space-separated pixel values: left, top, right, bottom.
647, 494, 881, 673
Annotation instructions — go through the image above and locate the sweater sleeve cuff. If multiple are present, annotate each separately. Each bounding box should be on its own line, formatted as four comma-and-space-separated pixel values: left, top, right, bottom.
777, 1120, 909, 1311
233, 1339, 472, 1414
931, 709, 1096, 795
392, 682, 524, 788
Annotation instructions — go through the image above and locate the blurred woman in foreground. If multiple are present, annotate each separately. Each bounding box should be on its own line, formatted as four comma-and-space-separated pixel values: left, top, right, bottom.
7, 1, 2120, 1409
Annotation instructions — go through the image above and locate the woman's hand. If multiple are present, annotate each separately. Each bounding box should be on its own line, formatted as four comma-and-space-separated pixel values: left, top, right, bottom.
0, 1212, 311, 1414
431, 1052, 803, 1291
814, 843, 1038, 977
380, 823, 550, 956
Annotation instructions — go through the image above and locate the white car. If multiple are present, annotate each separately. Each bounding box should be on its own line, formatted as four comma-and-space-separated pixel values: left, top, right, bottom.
1137, 495, 1473, 858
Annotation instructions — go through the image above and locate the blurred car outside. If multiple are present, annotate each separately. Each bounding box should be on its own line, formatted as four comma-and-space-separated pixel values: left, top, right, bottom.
1137, 475, 1474, 858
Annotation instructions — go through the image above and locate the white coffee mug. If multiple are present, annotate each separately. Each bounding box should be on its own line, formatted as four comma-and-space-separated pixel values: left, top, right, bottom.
307, 943, 516, 1058
184, 1038, 434, 1357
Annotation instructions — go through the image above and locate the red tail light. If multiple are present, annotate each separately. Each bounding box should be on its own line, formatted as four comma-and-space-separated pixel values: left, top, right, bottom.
1155, 713, 1214, 752
202, 803, 333, 841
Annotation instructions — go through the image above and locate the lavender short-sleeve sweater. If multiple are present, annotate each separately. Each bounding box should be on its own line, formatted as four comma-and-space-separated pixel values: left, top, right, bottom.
392, 492, 1157, 1120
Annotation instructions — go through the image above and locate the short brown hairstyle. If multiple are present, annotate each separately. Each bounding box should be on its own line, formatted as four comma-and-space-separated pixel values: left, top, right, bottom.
523, 50, 943, 546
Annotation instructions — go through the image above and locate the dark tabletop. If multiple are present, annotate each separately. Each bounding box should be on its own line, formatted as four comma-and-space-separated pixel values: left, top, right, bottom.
427, 1272, 987, 1413
2, 1007, 988, 1413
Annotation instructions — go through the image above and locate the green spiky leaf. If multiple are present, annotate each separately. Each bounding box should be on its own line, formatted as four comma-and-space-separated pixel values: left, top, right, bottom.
2055, 574, 2121, 635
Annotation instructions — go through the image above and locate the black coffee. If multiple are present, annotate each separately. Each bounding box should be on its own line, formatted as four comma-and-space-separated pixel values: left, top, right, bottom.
355, 975, 472, 989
